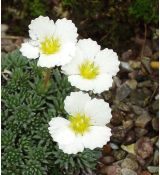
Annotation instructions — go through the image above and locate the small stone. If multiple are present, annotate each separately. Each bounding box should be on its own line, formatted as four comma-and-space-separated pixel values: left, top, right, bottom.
109, 143, 119, 150
121, 168, 137, 175
120, 61, 133, 71
101, 156, 115, 165
141, 57, 152, 74
117, 102, 130, 112
135, 115, 151, 128
113, 150, 126, 160
129, 60, 141, 69
111, 126, 127, 143
121, 49, 133, 60
155, 139, 159, 148
140, 171, 151, 175
153, 150, 159, 166
123, 120, 134, 130
135, 128, 148, 138
132, 105, 146, 115
116, 83, 132, 101
152, 117, 159, 131
113, 76, 122, 87
124, 131, 136, 144
137, 80, 152, 88
100, 165, 121, 175
126, 79, 137, 90
121, 158, 139, 171
147, 166, 159, 173
135, 137, 153, 159
102, 144, 112, 155
110, 111, 124, 126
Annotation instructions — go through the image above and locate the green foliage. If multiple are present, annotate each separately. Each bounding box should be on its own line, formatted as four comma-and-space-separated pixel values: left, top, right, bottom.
2, 50, 101, 175
129, 0, 158, 24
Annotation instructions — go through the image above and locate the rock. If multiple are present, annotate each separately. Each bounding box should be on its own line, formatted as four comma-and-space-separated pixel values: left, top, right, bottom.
120, 61, 133, 72
129, 60, 141, 69
123, 120, 134, 130
121, 158, 139, 171
126, 79, 137, 90
135, 128, 148, 138
1, 24, 8, 36
135, 115, 151, 128
128, 71, 138, 79
155, 139, 159, 148
153, 150, 159, 166
121, 168, 137, 175
135, 137, 153, 159
100, 165, 121, 175
110, 111, 124, 126
109, 143, 119, 150
111, 126, 127, 143
113, 150, 126, 160
116, 83, 132, 101
121, 143, 136, 155
132, 105, 146, 115
124, 131, 136, 144
152, 117, 159, 131
137, 80, 152, 88
141, 57, 152, 74
140, 171, 151, 175
102, 144, 112, 155
113, 76, 122, 88
101, 156, 115, 165
147, 166, 159, 173
117, 102, 130, 112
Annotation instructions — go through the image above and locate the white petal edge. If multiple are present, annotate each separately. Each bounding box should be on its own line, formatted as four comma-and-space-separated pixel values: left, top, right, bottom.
54, 18, 78, 43
64, 91, 91, 115
93, 74, 113, 94
20, 42, 39, 59
58, 136, 84, 154
82, 126, 111, 150
95, 48, 120, 76
77, 38, 101, 59
29, 16, 55, 41
68, 75, 95, 92
85, 98, 112, 126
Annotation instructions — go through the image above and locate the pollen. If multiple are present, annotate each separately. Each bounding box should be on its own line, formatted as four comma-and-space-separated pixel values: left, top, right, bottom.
69, 113, 91, 135
40, 37, 61, 55
79, 60, 99, 79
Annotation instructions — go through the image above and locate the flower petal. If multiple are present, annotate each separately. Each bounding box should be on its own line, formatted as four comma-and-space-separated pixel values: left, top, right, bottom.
58, 136, 84, 154
48, 117, 76, 145
68, 75, 95, 91
82, 126, 111, 150
93, 74, 113, 93
61, 48, 84, 75
85, 99, 112, 126
37, 53, 60, 68
54, 18, 78, 43
20, 42, 39, 59
29, 16, 55, 41
77, 39, 100, 59
64, 91, 91, 115
95, 48, 120, 76
58, 42, 76, 66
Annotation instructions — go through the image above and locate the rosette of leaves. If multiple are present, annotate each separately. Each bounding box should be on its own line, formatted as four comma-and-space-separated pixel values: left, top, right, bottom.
2, 50, 101, 175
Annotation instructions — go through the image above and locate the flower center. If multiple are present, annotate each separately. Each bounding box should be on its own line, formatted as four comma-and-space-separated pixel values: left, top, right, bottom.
40, 37, 61, 55
79, 60, 99, 79
69, 113, 91, 135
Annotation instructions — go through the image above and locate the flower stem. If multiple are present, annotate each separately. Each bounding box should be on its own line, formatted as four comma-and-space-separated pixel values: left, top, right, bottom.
44, 68, 51, 90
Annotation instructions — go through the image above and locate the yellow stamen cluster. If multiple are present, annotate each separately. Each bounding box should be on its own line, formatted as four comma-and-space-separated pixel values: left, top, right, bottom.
69, 113, 91, 135
40, 37, 61, 55
79, 60, 99, 79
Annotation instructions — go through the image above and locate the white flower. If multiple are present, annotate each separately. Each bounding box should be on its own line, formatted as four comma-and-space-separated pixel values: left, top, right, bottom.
48, 91, 112, 154
62, 38, 120, 93
20, 16, 78, 68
